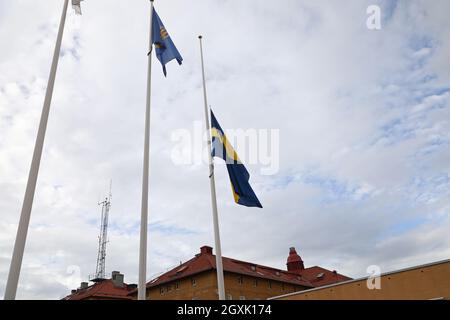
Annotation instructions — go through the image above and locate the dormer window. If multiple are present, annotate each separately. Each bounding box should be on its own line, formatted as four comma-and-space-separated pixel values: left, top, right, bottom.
176, 266, 188, 274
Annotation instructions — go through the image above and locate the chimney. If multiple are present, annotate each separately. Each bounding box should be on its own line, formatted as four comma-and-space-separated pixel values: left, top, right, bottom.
80, 282, 88, 290
111, 271, 124, 287
286, 247, 305, 272
200, 246, 213, 255
71, 289, 76, 294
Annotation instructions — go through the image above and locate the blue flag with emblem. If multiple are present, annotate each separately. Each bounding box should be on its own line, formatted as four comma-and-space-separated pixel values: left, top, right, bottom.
151, 8, 183, 76
210, 110, 263, 208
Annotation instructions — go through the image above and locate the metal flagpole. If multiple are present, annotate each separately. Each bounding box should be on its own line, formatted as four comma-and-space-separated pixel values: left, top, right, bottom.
4, 0, 70, 300
138, 0, 154, 301
198, 35, 226, 300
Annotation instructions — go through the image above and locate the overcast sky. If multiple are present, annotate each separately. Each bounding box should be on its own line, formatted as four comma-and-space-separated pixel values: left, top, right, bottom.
1, 0, 449, 299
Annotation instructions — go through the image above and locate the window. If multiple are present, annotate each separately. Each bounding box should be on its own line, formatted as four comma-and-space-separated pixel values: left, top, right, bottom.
160, 287, 164, 295
237, 276, 243, 285
167, 285, 172, 292
282, 283, 285, 291
176, 266, 188, 274
268, 281, 272, 289
175, 282, 180, 290
239, 296, 246, 300
191, 278, 197, 287
253, 279, 258, 287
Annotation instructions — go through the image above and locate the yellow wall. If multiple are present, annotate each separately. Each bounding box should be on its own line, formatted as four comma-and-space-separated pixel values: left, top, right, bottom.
273, 260, 450, 300
222, 272, 305, 300
147, 271, 217, 300
145, 271, 307, 300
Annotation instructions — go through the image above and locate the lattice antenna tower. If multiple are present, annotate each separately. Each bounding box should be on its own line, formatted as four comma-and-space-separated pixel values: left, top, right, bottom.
94, 181, 112, 281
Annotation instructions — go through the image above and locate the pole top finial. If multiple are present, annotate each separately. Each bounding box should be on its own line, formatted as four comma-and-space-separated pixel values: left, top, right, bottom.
198, 35, 203, 39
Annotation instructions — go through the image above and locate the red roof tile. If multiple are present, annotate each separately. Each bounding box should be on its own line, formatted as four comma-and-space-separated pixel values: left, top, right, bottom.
62, 279, 136, 300
297, 266, 352, 287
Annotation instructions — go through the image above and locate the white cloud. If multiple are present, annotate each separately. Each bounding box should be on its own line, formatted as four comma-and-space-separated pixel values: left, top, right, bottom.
0, 0, 449, 299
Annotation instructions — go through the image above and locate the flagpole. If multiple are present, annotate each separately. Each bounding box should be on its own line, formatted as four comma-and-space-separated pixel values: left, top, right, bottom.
4, 0, 70, 300
198, 35, 226, 300
138, 0, 154, 301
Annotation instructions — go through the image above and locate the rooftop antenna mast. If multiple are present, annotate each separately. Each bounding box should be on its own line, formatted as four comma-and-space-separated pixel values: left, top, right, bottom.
93, 181, 112, 281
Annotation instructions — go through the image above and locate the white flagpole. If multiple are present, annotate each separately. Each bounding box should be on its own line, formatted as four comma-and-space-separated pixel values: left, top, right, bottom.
198, 35, 226, 300
4, 0, 70, 300
138, 0, 154, 301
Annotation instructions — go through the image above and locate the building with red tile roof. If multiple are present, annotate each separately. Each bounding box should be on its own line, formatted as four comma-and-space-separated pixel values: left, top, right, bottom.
129, 245, 351, 300
62, 271, 136, 300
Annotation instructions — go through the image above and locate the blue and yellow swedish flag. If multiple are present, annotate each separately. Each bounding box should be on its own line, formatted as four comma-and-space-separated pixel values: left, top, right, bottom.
151, 8, 183, 76
211, 110, 263, 208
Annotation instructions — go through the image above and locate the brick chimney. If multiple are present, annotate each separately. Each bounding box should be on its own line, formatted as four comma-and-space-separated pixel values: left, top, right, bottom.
200, 246, 213, 255
111, 271, 124, 287
286, 247, 305, 272
80, 282, 88, 289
